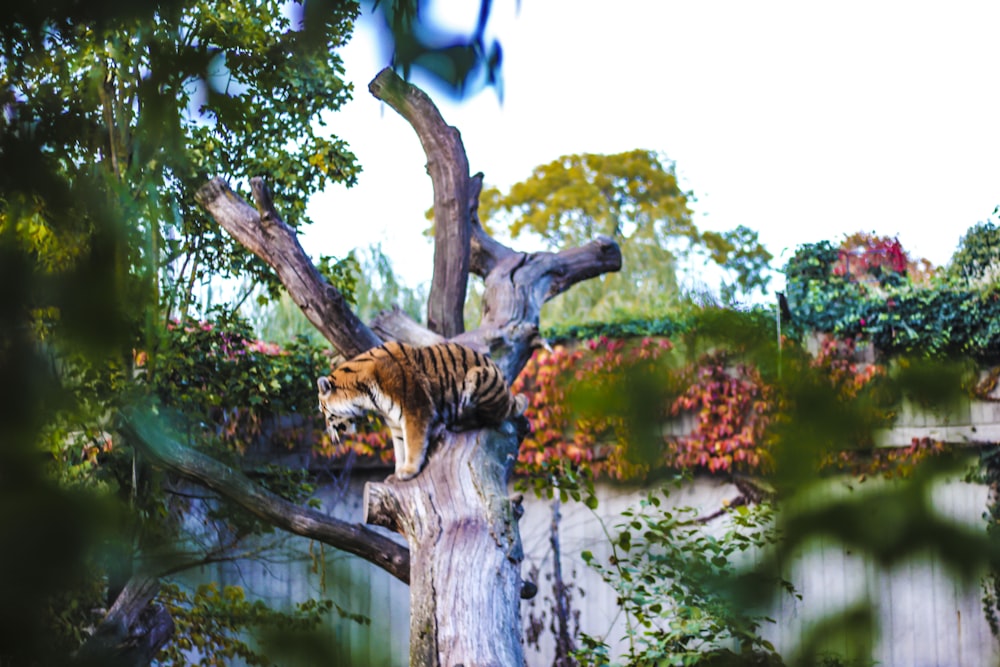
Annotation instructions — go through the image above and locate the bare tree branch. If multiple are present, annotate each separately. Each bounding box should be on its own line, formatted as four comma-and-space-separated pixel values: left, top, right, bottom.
120, 409, 410, 584
195, 177, 380, 358
367, 68, 623, 379
454, 237, 622, 379
369, 67, 470, 338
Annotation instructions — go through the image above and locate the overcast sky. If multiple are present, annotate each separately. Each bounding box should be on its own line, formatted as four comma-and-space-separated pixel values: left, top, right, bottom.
301, 0, 1000, 297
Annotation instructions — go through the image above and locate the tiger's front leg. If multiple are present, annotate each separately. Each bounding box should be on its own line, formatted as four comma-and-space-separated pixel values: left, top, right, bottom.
387, 423, 408, 478
396, 412, 432, 481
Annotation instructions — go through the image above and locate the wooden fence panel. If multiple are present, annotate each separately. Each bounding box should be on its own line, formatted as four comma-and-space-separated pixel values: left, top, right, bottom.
177, 473, 996, 666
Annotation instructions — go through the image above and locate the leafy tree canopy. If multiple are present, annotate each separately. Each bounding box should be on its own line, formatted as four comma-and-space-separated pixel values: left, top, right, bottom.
479, 150, 773, 323
948, 215, 1000, 286
0, 1, 362, 661
3, 0, 362, 321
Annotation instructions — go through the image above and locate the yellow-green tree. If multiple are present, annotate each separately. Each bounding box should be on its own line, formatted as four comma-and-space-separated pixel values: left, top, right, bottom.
480, 150, 773, 322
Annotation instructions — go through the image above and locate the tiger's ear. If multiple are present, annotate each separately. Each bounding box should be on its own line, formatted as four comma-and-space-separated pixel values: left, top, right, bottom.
317, 376, 333, 396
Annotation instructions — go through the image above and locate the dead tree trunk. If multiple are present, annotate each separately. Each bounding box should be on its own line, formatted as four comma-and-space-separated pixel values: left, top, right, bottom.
365, 426, 524, 666
129, 66, 621, 666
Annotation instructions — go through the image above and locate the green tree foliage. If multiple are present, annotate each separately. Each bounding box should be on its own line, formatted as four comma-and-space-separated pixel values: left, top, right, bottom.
157, 583, 358, 667
784, 232, 1000, 361
947, 215, 1000, 286
0, 1, 361, 662
347, 243, 427, 324
479, 150, 773, 323
249, 243, 426, 346
3, 0, 361, 318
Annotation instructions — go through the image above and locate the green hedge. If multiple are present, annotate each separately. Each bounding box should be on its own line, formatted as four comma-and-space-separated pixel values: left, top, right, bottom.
785, 241, 1000, 362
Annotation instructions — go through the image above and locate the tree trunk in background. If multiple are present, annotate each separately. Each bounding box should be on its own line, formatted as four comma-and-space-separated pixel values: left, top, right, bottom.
549, 499, 577, 666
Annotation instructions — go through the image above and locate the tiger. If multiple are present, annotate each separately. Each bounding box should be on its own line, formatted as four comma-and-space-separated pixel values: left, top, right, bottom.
317, 341, 528, 480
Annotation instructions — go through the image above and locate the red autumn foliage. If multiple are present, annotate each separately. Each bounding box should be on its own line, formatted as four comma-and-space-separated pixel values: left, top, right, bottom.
511, 338, 774, 478
512, 336, 676, 478
668, 353, 773, 473
831, 232, 936, 285
319, 331, 937, 480
811, 334, 883, 398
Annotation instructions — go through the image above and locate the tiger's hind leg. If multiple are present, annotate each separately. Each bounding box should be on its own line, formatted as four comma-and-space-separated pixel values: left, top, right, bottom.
453, 366, 492, 430
456, 366, 524, 428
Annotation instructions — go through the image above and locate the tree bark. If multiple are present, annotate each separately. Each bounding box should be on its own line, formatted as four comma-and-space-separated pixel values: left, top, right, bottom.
364, 426, 525, 667
456, 234, 622, 380
371, 306, 446, 346
549, 500, 576, 666
73, 573, 174, 667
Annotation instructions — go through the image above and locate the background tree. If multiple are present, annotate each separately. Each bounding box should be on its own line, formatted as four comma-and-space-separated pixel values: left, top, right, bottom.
947, 215, 1000, 287
479, 150, 773, 323
833, 231, 937, 287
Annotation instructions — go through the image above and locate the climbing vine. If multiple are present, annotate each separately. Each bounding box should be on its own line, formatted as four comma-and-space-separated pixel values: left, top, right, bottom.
784, 236, 1000, 362
669, 353, 773, 473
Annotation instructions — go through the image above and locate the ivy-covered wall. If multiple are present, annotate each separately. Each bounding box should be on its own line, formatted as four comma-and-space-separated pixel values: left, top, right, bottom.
784, 239, 1000, 361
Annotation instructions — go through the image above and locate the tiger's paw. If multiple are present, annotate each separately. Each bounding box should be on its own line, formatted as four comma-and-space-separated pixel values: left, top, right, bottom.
395, 464, 420, 481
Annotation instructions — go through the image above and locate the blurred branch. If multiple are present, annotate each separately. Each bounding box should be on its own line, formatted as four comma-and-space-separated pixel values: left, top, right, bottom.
73, 573, 173, 667
468, 172, 516, 275
120, 408, 410, 584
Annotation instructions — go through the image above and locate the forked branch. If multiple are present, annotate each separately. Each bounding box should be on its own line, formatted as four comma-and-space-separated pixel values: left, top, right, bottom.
368, 67, 622, 378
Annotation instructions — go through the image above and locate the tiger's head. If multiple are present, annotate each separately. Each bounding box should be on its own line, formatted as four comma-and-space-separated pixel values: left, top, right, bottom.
316, 375, 358, 444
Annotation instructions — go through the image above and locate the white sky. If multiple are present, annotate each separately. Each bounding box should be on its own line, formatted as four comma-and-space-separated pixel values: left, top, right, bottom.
302, 0, 1000, 297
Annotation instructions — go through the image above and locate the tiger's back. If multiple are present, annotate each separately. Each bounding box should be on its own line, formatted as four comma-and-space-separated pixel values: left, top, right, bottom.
400, 342, 520, 426
317, 341, 525, 479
